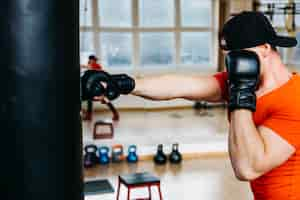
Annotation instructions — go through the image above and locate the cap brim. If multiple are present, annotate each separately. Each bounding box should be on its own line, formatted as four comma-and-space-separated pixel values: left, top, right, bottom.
270, 35, 298, 48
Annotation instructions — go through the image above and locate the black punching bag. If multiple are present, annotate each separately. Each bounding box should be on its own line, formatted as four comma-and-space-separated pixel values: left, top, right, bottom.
0, 1, 82, 200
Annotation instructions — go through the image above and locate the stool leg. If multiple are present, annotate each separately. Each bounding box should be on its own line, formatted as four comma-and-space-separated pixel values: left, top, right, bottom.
148, 186, 152, 200
86, 100, 93, 120
158, 184, 163, 200
127, 187, 130, 200
116, 178, 121, 200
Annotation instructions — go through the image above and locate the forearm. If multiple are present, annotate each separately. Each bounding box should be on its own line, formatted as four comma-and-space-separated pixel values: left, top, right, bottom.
229, 110, 266, 180
132, 74, 222, 101
132, 75, 181, 100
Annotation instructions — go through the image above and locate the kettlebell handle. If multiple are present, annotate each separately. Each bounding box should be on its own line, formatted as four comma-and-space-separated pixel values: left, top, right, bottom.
172, 143, 179, 151
128, 145, 137, 152
85, 145, 97, 153
98, 146, 109, 154
112, 144, 124, 153
158, 144, 163, 151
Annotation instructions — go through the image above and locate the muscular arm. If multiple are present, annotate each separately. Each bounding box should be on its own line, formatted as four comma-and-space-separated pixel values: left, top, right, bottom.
132, 74, 223, 102
229, 110, 295, 181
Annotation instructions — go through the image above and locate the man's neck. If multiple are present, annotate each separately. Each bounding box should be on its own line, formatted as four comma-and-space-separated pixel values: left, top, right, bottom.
257, 53, 292, 97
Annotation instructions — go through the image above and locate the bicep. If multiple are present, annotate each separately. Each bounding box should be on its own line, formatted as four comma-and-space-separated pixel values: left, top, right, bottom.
258, 125, 295, 173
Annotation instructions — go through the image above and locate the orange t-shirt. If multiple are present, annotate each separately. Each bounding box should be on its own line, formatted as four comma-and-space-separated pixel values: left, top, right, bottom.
214, 71, 300, 200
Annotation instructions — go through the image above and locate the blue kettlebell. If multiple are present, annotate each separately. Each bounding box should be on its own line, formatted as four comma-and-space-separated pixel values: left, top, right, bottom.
127, 145, 138, 163
98, 146, 110, 165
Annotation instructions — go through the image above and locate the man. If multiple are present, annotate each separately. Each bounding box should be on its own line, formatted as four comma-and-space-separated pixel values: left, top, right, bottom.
81, 55, 103, 71
82, 11, 300, 199
81, 55, 104, 120
87, 55, 103, 70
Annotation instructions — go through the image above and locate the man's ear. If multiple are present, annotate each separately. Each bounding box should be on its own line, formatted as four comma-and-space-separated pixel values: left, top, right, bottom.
260, 43, 272, 58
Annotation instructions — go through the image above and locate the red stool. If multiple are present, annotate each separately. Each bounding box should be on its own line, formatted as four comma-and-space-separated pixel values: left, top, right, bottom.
93, 101, 119, 140
93, 120, 114, 139
116, 172, 163, 200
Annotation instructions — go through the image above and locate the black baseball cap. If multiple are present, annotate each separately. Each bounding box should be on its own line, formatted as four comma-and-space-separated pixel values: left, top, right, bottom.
88, 55, 98, 60
219, 11, 297, 50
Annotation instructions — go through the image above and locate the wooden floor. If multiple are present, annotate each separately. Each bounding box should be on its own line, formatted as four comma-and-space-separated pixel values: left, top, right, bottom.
82, 107, 229, 155
84, 157, 253, 200
83, 107, 253, 199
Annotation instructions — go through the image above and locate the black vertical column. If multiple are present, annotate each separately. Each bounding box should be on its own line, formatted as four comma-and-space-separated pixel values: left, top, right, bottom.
0, 1, 82, 200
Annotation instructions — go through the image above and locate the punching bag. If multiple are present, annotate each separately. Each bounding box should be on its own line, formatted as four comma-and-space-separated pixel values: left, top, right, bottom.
0, 1, 82, 200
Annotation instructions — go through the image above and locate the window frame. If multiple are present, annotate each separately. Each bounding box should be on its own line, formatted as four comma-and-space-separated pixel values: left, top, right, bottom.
80, 0, 220, 73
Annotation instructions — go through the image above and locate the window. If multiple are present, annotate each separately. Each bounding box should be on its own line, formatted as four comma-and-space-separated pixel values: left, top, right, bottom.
139, 0, 175, 27
181, 32, 211, 65
100, 32, 133, 67
181, 0, 212, 27
80, 32, 94, 64
257, 0, 300, 68
80, 0, 218, 71
286, 32, 300, 65
140, 33, 175, 66
273, 31, 300, 67
80, 0, 93, 26
98, 0, 132, 27
277, 31, 300, 68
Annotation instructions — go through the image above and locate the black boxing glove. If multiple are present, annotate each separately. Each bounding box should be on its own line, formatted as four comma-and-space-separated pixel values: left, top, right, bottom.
111, 74, 135, 94
225, 50, 260, 112
81, 70, 120, 101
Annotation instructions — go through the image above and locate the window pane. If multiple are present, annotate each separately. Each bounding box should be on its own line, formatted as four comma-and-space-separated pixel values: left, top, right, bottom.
270, 15, 285, 27
99, 0, 132, 27
256, 1, 290, 27
80, 32, 95, 64
181, 32, 211, 65
277, 47, 285, 61
181, 0, 211, 27
140, 33, 175, 66
139, 0, 174, 27
296, 15, 300, 27
259, 0, 289, 2
100, 33, 132, 67
274, 31, 288, 64
274, 31, 298, 64
80, 0, 93, 26
274, 15, 286, 27
287, 32, 300, 64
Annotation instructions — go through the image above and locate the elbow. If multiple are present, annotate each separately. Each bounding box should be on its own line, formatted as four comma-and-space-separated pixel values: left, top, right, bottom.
233, 167, 261, 181
235, 172, 256, 182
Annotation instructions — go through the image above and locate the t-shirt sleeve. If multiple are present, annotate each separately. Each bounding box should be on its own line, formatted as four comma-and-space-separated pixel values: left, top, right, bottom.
213, 71, 229, 101
262, 115, 299, 148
